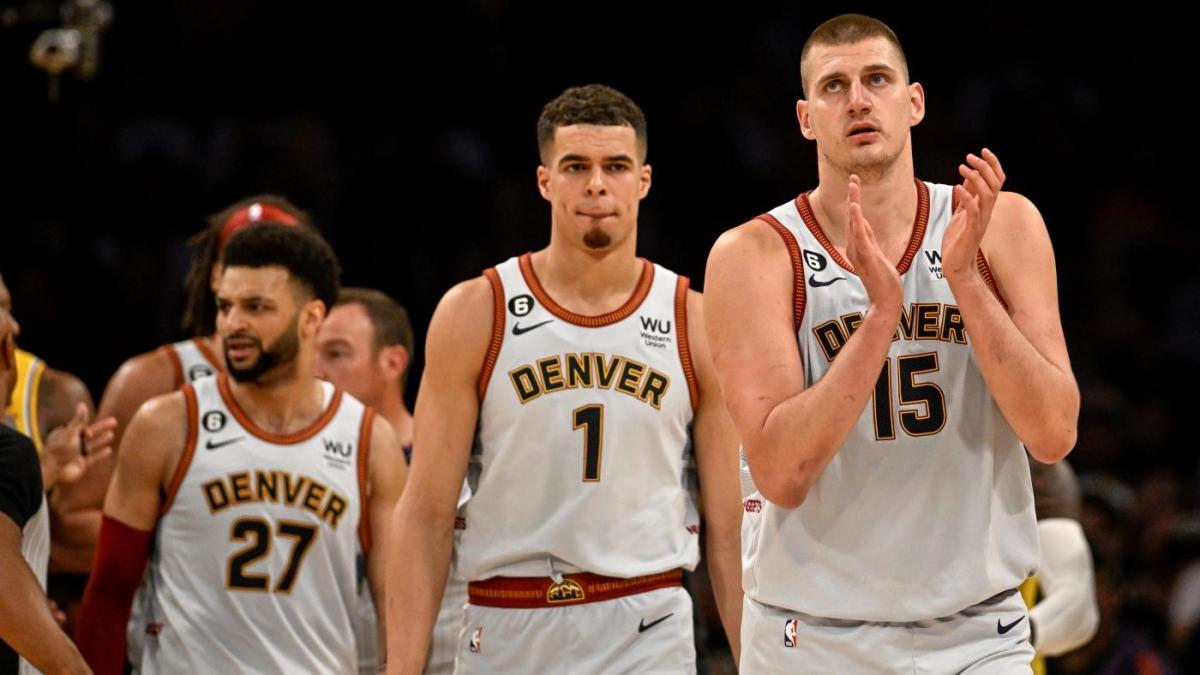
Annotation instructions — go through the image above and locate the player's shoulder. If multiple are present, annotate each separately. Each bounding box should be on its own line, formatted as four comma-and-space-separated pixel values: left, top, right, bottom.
711, 217, 794, 261
37, 366, 95, 431
108, 342, 181, 391
992, 191, 1046, 234
128, 388, 191, 439
426, 275, 496, 366
436, 275, 496, 321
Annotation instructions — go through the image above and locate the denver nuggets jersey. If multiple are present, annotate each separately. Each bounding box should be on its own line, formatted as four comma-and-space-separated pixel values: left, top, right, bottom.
459, 253, 700, 581
140, 375, 371, 674
163, 337, 222, 386
6, 349, 46, 450
741, 180, 1038, 621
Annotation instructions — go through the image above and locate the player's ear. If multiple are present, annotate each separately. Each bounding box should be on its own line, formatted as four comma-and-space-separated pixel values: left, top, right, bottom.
797, 99, 816, 141
301, 299, 325, 338
909, 82, 925, 126
537, 165, 552, 202
378, 344, 409, 380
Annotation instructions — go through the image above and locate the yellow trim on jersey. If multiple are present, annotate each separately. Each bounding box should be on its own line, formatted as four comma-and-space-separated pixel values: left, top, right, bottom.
5, 348, 45, 452
1020, 575, 1045, 675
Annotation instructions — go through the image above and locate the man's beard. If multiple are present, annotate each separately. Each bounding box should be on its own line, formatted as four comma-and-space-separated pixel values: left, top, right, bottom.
583, 226, 611, 250
225, 318, 301, 384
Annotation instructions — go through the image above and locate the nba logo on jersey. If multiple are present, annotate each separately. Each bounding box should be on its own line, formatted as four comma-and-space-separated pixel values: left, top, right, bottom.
783, 619, 799, 648
469, 626, 483, 653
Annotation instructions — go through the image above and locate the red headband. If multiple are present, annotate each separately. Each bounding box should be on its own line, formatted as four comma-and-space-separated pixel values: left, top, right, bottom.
217, 202, 301, 249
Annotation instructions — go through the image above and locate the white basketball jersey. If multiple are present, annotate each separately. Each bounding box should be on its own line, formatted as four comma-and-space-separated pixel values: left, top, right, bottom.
742, 180, 1039, 621
141, 375, 371, 674
166, 337, 222, 384
459, 253, 700, 581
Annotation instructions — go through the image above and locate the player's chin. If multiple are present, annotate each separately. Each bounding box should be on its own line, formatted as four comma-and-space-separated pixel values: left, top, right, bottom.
581, 227, 613, 250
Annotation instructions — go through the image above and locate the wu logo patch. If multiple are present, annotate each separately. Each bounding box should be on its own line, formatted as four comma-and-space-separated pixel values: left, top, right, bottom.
783, 619, 799, 648
803, 250, 827, 272
639, 316, 671, 334
924, 249, 944, 280
323, 439, 352, 457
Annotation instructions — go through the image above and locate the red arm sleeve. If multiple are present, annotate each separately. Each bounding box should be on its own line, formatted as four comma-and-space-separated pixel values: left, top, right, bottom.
75, 515, 152, 675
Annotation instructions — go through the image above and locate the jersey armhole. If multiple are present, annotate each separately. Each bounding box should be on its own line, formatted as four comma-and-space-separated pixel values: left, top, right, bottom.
949, 190, 1009, 310
27, 357, 46, 450
478, 268, 506, 400
160, 344, 184, 390
674, 277, 699, 411
356, 407, 375, 553
759, 214, 807, 333
160, 384, 199, 516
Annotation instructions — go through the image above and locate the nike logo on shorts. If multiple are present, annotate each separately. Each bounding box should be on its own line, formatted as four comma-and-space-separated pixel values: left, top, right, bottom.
997, 616, 1025, 634
638, 613, 674, 633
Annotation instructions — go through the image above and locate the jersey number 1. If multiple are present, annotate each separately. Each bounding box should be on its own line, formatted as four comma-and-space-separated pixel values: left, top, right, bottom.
572, 404, 604, 481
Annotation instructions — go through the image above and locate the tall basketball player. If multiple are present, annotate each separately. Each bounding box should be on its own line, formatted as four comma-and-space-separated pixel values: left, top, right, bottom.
704, 14, 1079, 673
75, 224, 406, 674
386, 85, 743, 674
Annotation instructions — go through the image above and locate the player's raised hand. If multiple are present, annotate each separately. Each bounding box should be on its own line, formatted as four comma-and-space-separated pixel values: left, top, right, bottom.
845, 174, 902, 314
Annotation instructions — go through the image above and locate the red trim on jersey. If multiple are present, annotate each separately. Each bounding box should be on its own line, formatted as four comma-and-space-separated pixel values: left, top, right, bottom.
467, 569, 683, 608
674, 276, 699, 411
976, 252, 1009, 311
519, 252, 655, 328
160, 384, 198, 516
216, 374, 343, 444
76, 516, 153, 675
357, 407, 374, 553
193, 336, 225, 374
161, 343, 184, 389
951, 189, 1009, 310
759, 213, 806, 333
479, 268, 506, 400
795, 179, 930, 275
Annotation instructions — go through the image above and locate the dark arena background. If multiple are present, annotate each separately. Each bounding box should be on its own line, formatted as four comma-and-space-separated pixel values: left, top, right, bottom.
1, 2, 1196, 672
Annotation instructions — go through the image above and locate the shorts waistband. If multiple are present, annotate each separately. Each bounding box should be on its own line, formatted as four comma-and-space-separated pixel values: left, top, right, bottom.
467, 569, 683, 608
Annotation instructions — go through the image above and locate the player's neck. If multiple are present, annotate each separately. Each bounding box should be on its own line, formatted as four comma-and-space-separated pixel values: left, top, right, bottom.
810, 158, 918, 249
226, 366, 327, 436
532, 238, 643, 316
380, 401, 413, 448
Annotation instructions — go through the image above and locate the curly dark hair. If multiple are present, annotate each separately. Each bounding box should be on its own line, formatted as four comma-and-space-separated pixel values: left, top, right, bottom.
220, 223, 341, 311
180, 195, 312, 337
536, 84, 647, 162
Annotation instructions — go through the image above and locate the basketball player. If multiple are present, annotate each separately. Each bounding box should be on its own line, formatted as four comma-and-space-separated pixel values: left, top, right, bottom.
704, 14, 1079, 673
1023, 456, 1099, 673
97, 196, 310, 442
386, 84, 743, 674
316, 288, 467, 675
75, 224, 406, 674
0, 278, 91, 675
0, 272, 118, 575
56, 196, 309, 576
